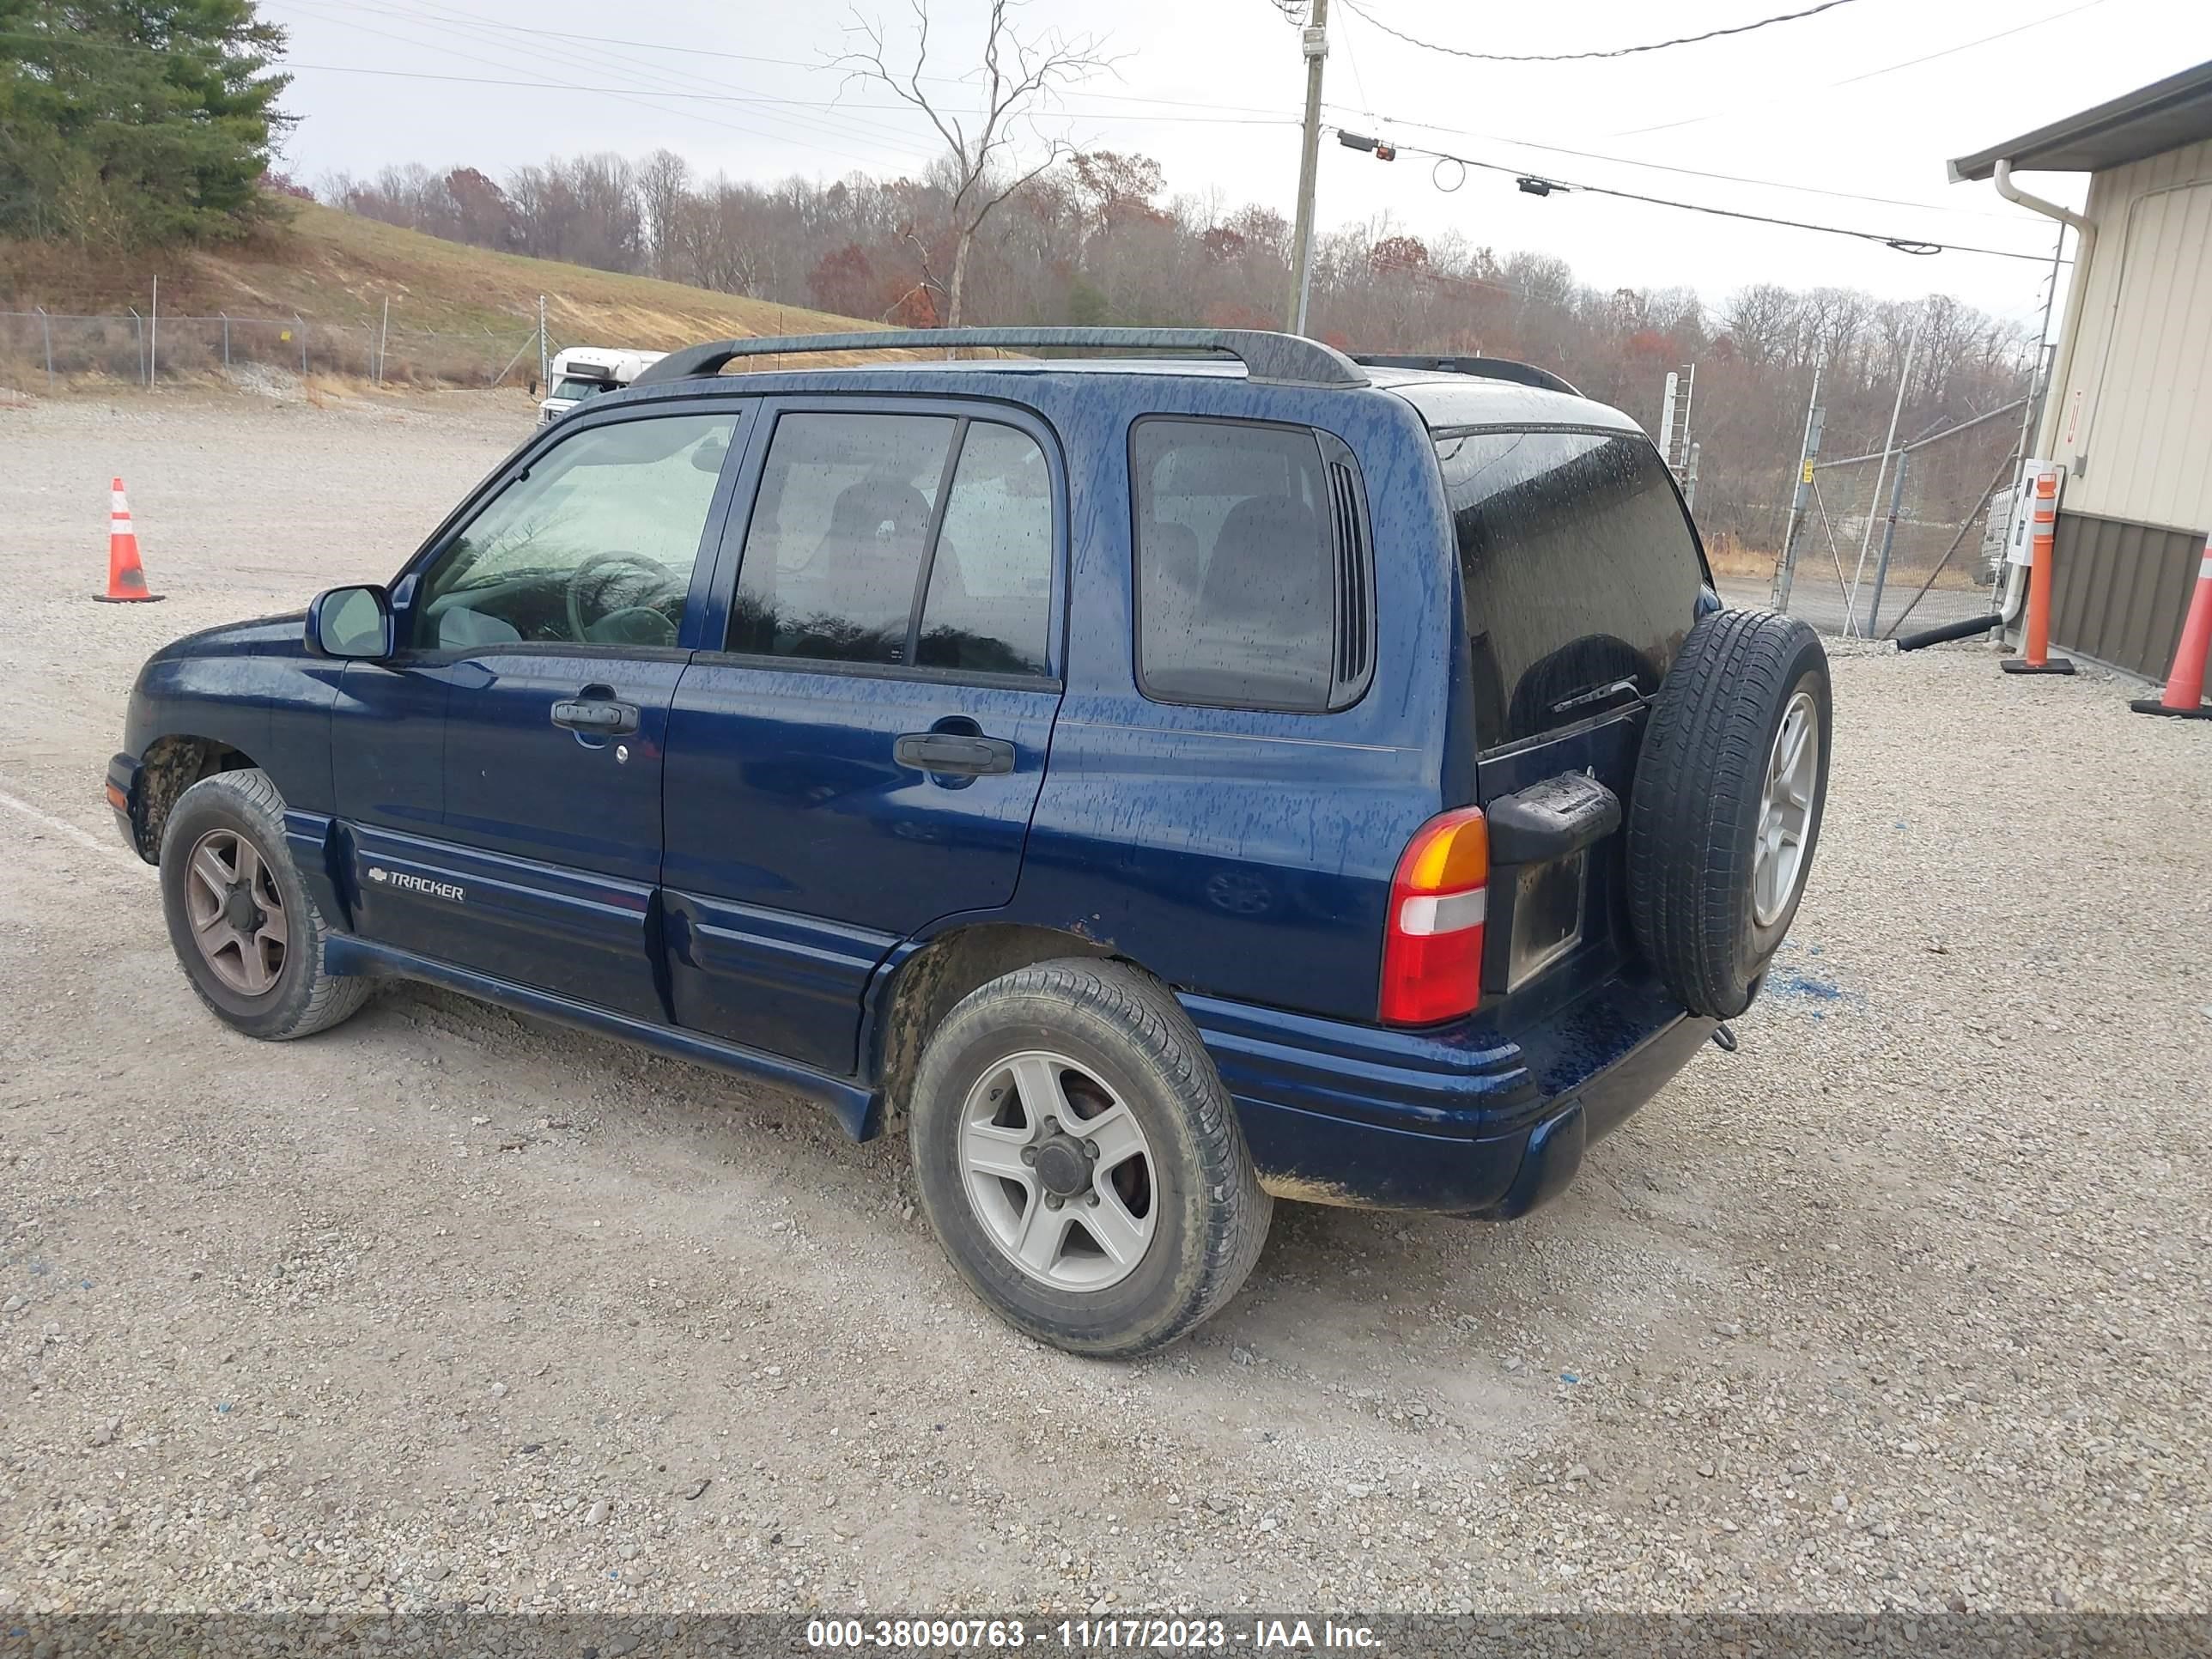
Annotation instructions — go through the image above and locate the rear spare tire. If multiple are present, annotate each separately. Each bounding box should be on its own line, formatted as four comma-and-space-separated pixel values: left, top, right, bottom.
1627, 609, 1831, 1018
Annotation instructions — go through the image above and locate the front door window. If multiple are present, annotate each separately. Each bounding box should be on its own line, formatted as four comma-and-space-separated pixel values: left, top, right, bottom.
413, 413, 736, 652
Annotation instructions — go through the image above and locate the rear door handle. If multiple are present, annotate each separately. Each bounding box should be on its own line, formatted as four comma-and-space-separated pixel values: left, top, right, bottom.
893, 732, 1016, 776
551, 697, 639, 735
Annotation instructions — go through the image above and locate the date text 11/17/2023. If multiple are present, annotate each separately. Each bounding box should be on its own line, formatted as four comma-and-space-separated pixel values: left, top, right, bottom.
804, 1618, 1383, 1650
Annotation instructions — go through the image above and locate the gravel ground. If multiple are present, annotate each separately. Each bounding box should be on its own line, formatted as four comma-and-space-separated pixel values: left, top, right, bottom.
3, 391, 2209, 1620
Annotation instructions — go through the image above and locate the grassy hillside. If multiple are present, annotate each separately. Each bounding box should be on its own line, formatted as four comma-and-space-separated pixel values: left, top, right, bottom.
0, 203, 879, 368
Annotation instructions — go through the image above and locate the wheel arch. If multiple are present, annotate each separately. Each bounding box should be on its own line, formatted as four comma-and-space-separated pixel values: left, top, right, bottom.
867, 921, 1137, 1128
133, 735, 262, 863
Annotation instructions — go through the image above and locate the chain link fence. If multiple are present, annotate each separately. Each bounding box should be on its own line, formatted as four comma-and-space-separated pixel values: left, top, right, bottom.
1755, 395, 2030, 642
0, 309, 544, 393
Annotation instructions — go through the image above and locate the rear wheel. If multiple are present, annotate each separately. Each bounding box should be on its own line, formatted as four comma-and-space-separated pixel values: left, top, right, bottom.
1627, 609, 1832, 1018
160, 769, 371, 1041
908, 959, 1271, 1358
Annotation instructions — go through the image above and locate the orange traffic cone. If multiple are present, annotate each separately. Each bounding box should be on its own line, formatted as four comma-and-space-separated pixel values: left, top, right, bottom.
94, 477, 164, 604
2130, 536, 2212, 720
2002, 467, 2071, 675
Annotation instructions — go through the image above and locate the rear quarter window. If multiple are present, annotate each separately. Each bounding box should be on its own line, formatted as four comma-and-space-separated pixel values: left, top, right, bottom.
1437, 428, 1706, 749
1129, 416, 1372, 713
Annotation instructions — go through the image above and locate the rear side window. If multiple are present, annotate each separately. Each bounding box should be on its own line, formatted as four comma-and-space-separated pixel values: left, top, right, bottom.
1130, 417, 1372, 712
728, 411, 1053, 676
1437, 428, 1705, 748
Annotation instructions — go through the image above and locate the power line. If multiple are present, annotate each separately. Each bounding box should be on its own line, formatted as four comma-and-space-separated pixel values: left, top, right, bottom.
267, 58, 1298, 125
275, 0, 933, 166
1613, 0, 2114, 134
1334, 0, 1862, 64
295, 0, 1299, 121
2, 27, 1296, 133
1371, 134, 2061, 262
254, 0, 910, 171
1321, 102, 2028, 221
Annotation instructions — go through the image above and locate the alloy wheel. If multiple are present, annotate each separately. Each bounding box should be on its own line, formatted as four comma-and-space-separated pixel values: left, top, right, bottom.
184, 827, 289, 997
1753, 690, 1819, 928
957, 1050, 1158, 1291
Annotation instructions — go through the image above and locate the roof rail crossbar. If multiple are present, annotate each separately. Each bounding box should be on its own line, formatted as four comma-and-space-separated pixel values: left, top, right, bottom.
630, 327, 1370, 390
1351, 354, 1582, 398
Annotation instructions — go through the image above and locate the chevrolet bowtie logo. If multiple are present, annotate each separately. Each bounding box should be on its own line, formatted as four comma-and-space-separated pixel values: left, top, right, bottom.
368, 866, 389, 883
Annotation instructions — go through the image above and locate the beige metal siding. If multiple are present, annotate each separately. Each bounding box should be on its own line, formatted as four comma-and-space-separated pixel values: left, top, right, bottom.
2053, 136, 2212, 535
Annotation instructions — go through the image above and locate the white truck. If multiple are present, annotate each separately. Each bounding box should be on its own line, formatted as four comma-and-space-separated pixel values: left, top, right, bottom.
538, 346, 667, 425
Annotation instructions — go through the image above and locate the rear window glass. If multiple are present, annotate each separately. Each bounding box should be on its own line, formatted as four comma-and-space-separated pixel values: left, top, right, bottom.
1437, 428, 1705, 748
1130, 418, 1339, 711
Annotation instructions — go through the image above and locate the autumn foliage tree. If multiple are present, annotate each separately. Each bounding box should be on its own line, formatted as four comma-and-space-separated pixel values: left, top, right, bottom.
328, 140, 2033, 557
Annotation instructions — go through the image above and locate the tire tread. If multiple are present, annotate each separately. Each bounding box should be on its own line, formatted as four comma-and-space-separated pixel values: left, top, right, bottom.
909, 957, 1270, 1358
1627, 609, 1829, 1018
161, 769, 371, 1040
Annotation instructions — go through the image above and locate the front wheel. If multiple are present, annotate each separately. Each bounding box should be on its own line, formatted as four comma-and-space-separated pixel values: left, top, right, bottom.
908, 959, 1271, 1358
159, 769, 371, 1041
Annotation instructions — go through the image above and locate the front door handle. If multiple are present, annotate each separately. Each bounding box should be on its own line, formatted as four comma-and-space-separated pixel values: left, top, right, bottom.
893, 732, 1016, 776
551, 697, 638, 735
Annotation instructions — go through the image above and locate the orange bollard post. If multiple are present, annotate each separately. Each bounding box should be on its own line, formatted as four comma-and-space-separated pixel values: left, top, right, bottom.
2130, 535, 2212, 720
2002, 467, 2072, 675
94, 477, 165, 604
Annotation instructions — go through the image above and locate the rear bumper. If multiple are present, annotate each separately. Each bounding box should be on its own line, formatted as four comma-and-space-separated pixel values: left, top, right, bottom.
1183, 972, 1713, 1217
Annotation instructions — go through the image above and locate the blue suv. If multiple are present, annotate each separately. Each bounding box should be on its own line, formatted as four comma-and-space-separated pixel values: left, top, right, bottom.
111, 328, 1832, 1356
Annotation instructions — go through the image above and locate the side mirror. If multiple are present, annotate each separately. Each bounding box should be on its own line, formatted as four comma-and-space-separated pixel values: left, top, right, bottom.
306, 585, 393, 659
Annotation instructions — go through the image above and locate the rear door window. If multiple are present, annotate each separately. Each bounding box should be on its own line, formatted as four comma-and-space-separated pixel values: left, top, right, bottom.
1436, 428, 1705, 748
919, 422, 1054, 676
1130, 417, 1372, 712
728, 410, 1054, 676
729, 411, 955, 665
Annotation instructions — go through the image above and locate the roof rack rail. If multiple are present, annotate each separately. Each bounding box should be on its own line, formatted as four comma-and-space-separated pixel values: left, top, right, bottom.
1350, 354, 1582, 398
630, 327, 1370, 391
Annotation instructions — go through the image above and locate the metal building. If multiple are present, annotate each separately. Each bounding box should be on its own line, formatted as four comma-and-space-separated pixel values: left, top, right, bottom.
1950, 61, 2212, 683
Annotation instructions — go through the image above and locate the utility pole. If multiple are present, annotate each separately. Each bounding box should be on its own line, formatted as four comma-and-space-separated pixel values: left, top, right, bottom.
538, 293, 550, 390
1284, 0, 1328, 337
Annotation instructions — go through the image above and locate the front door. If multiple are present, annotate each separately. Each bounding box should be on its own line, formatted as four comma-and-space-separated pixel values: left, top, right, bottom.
333, 406, 745, 1024
662, 404, 1066, 1072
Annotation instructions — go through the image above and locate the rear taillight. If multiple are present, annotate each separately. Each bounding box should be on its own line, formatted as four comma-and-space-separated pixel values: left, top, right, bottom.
1380, 807, 1489, 1026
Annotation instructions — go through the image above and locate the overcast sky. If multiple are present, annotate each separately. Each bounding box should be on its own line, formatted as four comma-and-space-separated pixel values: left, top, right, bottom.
267, 0, 2212, 331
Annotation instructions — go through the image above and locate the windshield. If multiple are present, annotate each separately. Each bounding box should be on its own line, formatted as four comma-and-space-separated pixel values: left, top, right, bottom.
549, 376, 611, 403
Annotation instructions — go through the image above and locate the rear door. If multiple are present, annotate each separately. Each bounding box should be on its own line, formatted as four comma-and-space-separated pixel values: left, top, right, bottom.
1436, 426, 1711, 1011
660, 400, 1066, 1073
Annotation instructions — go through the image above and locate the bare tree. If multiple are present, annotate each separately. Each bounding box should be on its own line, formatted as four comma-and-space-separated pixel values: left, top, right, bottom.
636, 149, 690, 279
836, 0, 1110, 328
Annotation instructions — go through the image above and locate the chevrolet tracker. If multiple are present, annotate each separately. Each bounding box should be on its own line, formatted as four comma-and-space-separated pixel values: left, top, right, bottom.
112, 326, 1832, 1356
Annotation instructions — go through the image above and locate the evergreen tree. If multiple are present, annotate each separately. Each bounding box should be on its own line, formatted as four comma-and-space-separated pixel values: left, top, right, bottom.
0, 0, 291, 246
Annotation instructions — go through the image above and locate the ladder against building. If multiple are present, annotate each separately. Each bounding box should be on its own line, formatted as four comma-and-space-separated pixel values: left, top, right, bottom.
1656, 365, 1698, 478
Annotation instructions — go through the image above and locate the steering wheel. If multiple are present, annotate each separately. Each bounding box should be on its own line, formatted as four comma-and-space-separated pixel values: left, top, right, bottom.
566, 552, 681, 646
